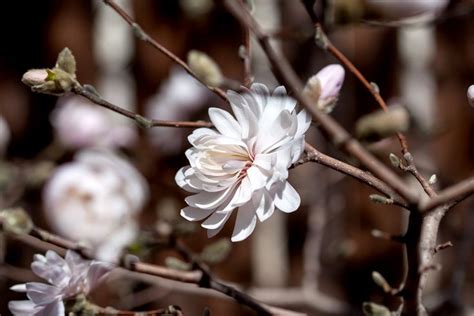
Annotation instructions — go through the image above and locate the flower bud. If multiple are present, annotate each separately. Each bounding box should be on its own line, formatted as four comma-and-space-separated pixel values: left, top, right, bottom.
0, 208, 33, 235
304, 64, 345, 113
187, 50, 223, 87
365, 0, 449, 20
356, 106, 409, 142
21, 69, 48, 87
0, 116, 10, 156
468, 85, 474, 107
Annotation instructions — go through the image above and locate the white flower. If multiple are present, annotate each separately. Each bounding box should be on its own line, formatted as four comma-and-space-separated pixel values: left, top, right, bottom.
43, 149, 148, 261
0, 115, 10, 156
176, 83, 311, 242
51, 96, 137, 149
9, 250, 112, 316
365, 0, 449, 20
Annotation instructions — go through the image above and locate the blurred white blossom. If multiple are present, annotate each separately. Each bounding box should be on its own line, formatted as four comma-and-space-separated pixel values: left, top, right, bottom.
176, 83, 311, 242
146, 68, 208, 155
365, 0, 449, 20
0, 115, 10, 156
43, 149, 148, 261
51, 96, 137, 149
9, 250, 112, 316
304, 64, 345, 113
468, 85, 474, 107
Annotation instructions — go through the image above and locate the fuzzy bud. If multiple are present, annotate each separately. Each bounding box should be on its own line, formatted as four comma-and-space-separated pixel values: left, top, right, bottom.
362, 302, 391, 316
304, 64, 345, 113
187, 50, 223, 87
372, 271, 391, 293
21, 69, 48, 87
356, 106, 409, 142
468, 85, 474, 107
0, 208, 33, 235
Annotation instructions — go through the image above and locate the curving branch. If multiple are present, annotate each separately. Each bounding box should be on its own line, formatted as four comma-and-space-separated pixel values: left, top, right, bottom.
223, 0, 418, 205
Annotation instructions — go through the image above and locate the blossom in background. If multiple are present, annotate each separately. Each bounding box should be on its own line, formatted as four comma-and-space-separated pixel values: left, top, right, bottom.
176, 83, 311, 242
365, 0, 449, 20
303, 64, 345, 114
9, 250, 112, 316
0, 115, 10, 156
468, 85, 474, 107
51, 96, 137, 149
43, 149, 148, 262
146, 68, 208, 155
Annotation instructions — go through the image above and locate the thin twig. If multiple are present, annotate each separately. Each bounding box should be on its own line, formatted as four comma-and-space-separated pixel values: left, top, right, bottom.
73, 86, 212, 129
298, 143, 408, 208
102, 0, 228, 101
224, 0, 418, 205
17, 226, 297, 316
401, 153, 437, 198
421, 177, 474, 212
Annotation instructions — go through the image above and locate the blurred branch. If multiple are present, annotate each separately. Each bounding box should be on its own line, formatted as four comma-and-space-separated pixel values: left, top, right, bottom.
224, 0, 418, 206
73, 86, 213, 129
102, 0, 228, 101
13, 225, 301, 316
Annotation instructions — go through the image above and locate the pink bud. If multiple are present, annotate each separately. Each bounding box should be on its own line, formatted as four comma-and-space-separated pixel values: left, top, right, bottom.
21, 69, 48, 87
468, 85, 474, 107
366, 0, 449, 20
315, 64, 345, 100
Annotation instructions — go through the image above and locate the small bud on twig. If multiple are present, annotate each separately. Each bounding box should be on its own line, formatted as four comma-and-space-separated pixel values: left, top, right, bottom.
165, 257, 192, 271
187, 50, 223, 87
362, 302, 391, 316
369, 194, 394, 205
356, 106, 410, 142
428, 174, 437, 185
372, 271, 392, 293
389, 153, 400, 168
0, 208, 33, 235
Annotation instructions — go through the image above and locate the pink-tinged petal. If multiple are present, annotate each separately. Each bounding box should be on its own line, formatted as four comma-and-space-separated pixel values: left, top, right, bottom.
254, 189, 275, 222
181, 206, 215, 221
87, 262, 113, 290
8, 300, 40, 316
201, 210, 232, 230
31, 262, 68, 288
273, 182, 301, 213
10, 284, 27, 292
315, 64, 345, 100
25, 283, 61, 305
37, 298, 64, 316
208, 107, 241, 138
231, 203, 257, 242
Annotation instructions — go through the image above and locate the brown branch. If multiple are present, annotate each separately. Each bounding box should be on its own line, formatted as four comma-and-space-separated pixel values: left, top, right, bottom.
223, 0, 418, 205
239, 0, 253, 87
16, 226, 297, 316
296, 143, 408, 208
401, 153, 437, 198
73, 86, 212, 129
102, 0, 228, 102
421, 177, 474, 212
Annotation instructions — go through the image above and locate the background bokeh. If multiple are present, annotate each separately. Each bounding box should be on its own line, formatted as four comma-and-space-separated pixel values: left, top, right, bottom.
1, 0, 474, 315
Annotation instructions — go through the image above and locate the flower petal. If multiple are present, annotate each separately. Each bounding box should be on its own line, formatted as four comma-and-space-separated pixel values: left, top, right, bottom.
37, 298, 64, 316
254, 189, 275, 222
208, 107, 241, 138
201, 210, 232, 230
25, 283, 61, 305
8, 300, 40, 316
273, 182, 301, 213
231, 202, 257, 242
180, 206, 215, 221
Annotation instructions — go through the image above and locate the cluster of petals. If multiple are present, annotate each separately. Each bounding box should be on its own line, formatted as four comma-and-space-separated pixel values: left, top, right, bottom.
43, 149, 148, 261
9, 250, 112, 316
176, 83, 311, 242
